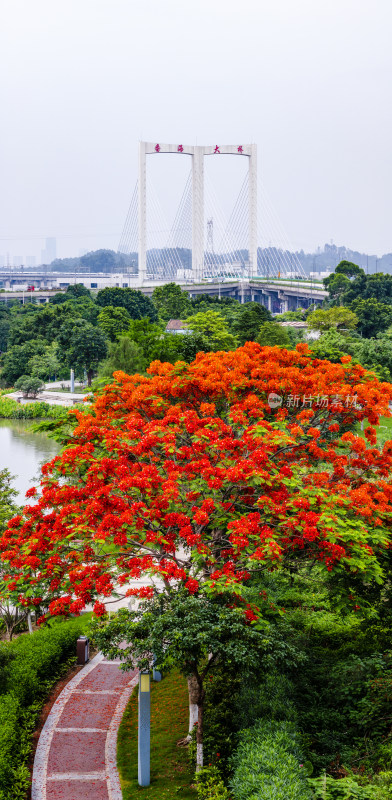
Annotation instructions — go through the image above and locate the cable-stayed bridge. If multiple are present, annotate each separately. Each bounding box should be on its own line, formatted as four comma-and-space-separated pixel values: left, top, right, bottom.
0, 142, 326, 310
118, 141, 309, 287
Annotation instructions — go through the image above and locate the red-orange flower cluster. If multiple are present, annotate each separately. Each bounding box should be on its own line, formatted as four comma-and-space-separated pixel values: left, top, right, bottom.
1, 342, 392, 619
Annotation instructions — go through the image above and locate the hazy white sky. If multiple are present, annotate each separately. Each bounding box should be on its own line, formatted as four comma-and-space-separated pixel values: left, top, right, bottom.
0, 0, 391, 261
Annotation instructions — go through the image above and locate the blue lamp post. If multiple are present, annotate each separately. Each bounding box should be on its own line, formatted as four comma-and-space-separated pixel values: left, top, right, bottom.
138, 670, 151, 786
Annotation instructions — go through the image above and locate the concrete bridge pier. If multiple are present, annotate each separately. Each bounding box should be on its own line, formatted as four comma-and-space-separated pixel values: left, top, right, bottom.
278, 293, 289, 313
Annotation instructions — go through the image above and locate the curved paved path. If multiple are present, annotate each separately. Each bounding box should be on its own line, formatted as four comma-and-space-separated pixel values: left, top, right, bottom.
32, 653, 138, 800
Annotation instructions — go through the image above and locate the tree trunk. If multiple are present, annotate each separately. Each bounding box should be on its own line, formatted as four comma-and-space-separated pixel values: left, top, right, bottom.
27, 612, 33, 634
87, 369, 93, 387
187, 674, 199, 739
196, 700, 204, 771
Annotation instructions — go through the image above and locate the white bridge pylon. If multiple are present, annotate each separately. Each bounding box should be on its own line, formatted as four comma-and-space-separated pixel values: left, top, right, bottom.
138, 142, 257, 284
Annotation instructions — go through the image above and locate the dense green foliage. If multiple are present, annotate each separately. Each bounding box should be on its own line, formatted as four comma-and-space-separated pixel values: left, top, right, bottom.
0, 396, 69, 420
230, 720, 311, 800
194, 566, 392, 799
1, 283, 282, 385
152, 282, 192, 322
307, 307, 358, 332
256, 321, 291, 346
311, 262, 392, 379
96, 286, 158, 321
231, 302, 272, 345
0, 618, 87, 800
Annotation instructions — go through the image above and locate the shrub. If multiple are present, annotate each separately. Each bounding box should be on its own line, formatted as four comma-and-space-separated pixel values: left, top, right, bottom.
0, 617, 87, 800
307, 773, 392, 799
202, 669, 298, 777
0, 396, 69, 420
230, 719, 311, 800
0, 695, 30, 800
14, 376, 44, 398
1, 618, 85, 705
233, 671, 298, 731
196, 765, 231, 800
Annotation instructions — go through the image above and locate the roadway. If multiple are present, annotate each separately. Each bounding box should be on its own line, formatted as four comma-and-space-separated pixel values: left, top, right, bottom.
0, 279, 327, 311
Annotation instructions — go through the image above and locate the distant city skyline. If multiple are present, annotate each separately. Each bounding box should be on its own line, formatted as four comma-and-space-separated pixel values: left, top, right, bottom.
0, 240, 391, 277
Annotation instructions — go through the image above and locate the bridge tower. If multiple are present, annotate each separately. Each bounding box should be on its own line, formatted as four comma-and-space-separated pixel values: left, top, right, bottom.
138, 142, 257, 283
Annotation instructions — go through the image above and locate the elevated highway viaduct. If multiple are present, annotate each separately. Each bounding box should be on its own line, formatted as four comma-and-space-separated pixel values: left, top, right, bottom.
140, 279, 327, 313
0, 279, 327, 312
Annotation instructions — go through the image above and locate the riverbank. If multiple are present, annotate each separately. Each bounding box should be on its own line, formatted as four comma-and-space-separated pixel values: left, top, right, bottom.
0, 392, 90, 420
0, 396, 69, 420
7, 389, 90, 409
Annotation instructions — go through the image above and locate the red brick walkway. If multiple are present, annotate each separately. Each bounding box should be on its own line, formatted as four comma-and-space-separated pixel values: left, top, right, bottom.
32, 653, 138, 800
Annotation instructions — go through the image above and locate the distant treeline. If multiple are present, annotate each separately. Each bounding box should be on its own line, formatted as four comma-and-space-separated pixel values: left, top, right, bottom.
48, 244, 392, 276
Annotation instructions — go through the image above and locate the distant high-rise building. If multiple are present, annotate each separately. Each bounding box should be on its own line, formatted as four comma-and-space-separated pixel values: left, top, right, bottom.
26, 256, 36, 267
41, 237, 57, 264
0, 256, 5, 268
13, 256, 23, 267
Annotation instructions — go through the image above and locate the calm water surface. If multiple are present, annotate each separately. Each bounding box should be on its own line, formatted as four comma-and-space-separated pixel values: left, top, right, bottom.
0, 420, 59, 503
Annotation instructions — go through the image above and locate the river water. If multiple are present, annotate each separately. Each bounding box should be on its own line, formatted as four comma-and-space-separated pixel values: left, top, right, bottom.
0, 420, 59, 503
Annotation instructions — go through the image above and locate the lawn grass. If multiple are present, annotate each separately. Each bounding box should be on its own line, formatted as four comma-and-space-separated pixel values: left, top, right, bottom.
356, 415, 392, 446
117, 669, 197, 799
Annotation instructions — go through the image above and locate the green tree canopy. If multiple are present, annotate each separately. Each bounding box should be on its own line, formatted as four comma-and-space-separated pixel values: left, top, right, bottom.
170, 331, 211, 363
185, 311, 237, 351
98, 306, 131, 341
151, 283, 192, 321
49, 292, 68, 305
96, 287, 158, 322
65, 283, 92, 299
335, 260, 365, 278
1, 340, 47, 384
57, 320, 108, 385
100, 336, 145, 377
325, 274, 351, 305
0, 307, 11, 353
231, 302, 272, 345
49, 284, 91, 304
63, 298, 99, 326
279, 309, 306, 321
350, 298, 392, 338
256, 322, 291, 347
28, 343, 60, 382
8, 303, 88, 347
190, 294, 239, 311
189, 294, 241, 325
126, 317, 164, 356
344, 273, 392, 305
307, 307, 358, 332
308, 330, 357, 363
354, 337, 392, 382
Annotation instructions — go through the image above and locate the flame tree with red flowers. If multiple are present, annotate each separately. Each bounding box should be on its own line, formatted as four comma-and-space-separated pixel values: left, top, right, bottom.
2, 342, 392, 766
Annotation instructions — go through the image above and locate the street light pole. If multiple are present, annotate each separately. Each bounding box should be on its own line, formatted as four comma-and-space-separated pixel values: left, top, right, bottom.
138, 671, 151, 786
